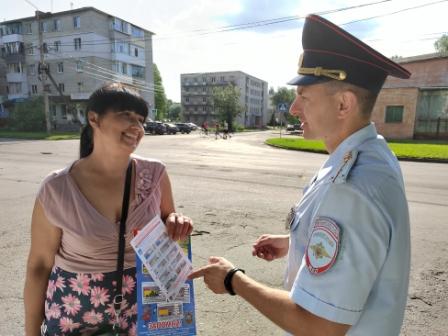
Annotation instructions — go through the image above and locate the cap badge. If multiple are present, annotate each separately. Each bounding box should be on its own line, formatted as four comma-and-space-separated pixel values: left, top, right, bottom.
305, 217, 340, 275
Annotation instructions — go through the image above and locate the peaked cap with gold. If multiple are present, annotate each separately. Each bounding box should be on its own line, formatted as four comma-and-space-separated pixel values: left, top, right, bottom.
288, 14, 411, 93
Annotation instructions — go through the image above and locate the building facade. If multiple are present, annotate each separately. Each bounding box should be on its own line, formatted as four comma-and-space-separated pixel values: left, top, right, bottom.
372, 53, 448, 139
180, 71, 268, 128
0, 7, 155, 129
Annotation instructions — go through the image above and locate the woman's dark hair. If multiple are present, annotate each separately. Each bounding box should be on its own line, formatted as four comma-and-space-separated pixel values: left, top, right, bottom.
80, 82, 149, 158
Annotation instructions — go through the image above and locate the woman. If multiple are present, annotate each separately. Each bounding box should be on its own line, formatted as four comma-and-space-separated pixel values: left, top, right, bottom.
24, 83, 193, 335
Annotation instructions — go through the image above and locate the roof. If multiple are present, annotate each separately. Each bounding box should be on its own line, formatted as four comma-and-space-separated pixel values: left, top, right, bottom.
395, 52, 448, 65
181, 71, 267, 83
1, 6, 154, 35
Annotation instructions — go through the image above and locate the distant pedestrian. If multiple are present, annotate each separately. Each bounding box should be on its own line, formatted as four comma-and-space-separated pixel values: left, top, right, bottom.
201, 121, 209, 136
222, 120, 229, 139
215, 121, 220, 139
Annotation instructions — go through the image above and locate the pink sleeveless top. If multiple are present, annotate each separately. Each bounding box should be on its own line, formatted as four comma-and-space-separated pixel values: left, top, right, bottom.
37, 155, 166, 273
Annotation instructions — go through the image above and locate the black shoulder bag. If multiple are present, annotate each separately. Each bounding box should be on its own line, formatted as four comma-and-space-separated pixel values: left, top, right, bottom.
92, 161, 133, 336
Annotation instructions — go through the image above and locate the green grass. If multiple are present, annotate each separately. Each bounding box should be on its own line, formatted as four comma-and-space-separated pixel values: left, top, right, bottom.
0, 131, 79, 140
266, 137, 448, 161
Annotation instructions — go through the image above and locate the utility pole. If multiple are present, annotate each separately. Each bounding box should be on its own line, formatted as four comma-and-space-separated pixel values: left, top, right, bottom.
36, 10, 52, 133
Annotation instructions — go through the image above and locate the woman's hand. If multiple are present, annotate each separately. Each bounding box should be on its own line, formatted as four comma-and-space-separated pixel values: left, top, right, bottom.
165, 213, 193, 241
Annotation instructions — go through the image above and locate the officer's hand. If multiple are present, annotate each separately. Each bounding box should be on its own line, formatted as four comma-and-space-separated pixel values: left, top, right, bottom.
165, 213, 193, 241
252, 234, 290, 261
188, 256, 234, 294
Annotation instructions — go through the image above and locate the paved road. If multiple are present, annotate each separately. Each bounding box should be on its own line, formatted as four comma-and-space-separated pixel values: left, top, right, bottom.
0, 131, 447, 335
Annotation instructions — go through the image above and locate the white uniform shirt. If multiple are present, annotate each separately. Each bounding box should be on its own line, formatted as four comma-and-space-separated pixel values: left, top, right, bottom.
285, 123, 410, 336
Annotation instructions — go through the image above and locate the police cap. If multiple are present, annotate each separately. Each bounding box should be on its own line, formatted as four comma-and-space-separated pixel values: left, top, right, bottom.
288, 14, 411, 93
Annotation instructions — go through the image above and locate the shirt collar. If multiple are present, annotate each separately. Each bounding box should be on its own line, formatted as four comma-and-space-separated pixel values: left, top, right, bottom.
316, 123, 378, 182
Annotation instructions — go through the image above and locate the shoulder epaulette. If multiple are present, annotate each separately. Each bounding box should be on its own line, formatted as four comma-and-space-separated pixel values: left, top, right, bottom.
331, 150, 359, 184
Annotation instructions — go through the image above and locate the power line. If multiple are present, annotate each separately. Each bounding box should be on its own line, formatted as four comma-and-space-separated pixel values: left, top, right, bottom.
341, 0, 448, 26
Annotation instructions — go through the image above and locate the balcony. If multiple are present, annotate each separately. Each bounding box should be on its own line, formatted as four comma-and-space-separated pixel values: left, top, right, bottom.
0, 34, 23, 44
7, 73, 27, 82
8, 92, 28, 100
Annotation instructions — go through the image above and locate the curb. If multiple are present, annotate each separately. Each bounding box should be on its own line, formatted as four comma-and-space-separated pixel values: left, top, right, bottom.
265, 143, 448, 164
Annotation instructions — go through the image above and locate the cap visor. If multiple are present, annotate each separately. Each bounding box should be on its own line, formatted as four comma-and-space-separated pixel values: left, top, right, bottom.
287, 75, 330, 86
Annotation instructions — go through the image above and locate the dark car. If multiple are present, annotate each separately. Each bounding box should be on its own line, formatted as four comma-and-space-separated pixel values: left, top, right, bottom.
175, 123, 192, 134
286, 124, 302, 134
164, 123, 179, 135
144, 121, 166, 135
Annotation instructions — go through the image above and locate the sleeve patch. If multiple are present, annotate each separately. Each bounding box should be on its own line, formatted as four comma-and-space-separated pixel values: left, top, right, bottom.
305, 217, 341, 275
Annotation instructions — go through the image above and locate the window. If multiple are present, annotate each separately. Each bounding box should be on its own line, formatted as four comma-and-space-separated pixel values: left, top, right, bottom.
31, 85, 38, 94
58, 83, 65, 93
8, 63, 22, 73
385, 106, 404, 123
53, 19, 62, 32
76, 60, 83, 72
54, 41, 61, 52
211, 77, 216, 83
40, 21, 49, 33
134, 47, 138, 57
73, 16, 80, 29
57, 62, 64, 73
28, 64, 36, 76
185, 97, 190, 102
77, 82, 84, 92
131, 65, 144, 79
24, 23, 32, 34
50, 105, 57, 118
121, 63, 127, 75
220, 76, 225, 82
131, 26, 144, 37
8, 82, 22, 94
74, 38, 81, 50
61, 105, 67, 119
202, 97, 206, 102
26, 43, 34, 55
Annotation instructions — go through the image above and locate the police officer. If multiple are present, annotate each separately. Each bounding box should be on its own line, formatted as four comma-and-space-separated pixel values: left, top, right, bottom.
189, 14, 411, 336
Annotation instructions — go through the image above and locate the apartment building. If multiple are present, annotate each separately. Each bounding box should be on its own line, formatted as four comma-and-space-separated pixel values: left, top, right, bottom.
180, 71, 268, 128
0, 7, 155, 129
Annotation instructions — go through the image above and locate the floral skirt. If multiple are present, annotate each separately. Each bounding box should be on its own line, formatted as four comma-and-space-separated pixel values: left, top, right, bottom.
43, 266, 137, 336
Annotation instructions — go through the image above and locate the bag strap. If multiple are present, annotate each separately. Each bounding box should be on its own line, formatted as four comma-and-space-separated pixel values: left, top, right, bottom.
113, 161, 133, 330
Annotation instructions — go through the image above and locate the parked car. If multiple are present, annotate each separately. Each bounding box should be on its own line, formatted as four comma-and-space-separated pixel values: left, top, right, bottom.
175, 123, 192, 134
286, 124, 303, 134
164, 123, 179, 135
144, 121, 166, 135
185, 122, 198, 130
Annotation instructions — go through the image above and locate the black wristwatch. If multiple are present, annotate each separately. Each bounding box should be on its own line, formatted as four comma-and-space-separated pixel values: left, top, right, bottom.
224, 267, 245, 295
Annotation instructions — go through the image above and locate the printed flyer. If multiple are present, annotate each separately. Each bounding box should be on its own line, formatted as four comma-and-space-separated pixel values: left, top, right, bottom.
132, 216, 196, 335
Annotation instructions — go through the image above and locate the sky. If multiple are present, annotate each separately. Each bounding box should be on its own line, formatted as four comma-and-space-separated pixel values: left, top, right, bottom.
1, 0, 447, 101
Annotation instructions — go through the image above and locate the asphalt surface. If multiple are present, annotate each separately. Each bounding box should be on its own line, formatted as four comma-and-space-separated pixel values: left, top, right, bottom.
0, 131, 447, 335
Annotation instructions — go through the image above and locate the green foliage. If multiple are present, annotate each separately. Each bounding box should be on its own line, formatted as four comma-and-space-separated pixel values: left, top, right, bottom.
270, 87, 299, 124
153, 63, 167, 120
168, 102, 181, 121
266, 138, 448, 161
434, 34, 448, 53
211, 84, 243, 131
9, 96, 46, 131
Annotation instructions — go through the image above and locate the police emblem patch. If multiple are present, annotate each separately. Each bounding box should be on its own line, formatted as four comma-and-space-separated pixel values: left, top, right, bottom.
305, 217, 340, 275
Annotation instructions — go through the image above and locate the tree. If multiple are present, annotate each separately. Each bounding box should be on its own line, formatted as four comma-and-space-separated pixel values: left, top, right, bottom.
270, 87, 298, 124
211, 84, 243, 131
9, 96, 46, 131
168, 103, 181, 121
434, 34, 448, 53
153, 63, 167, 120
